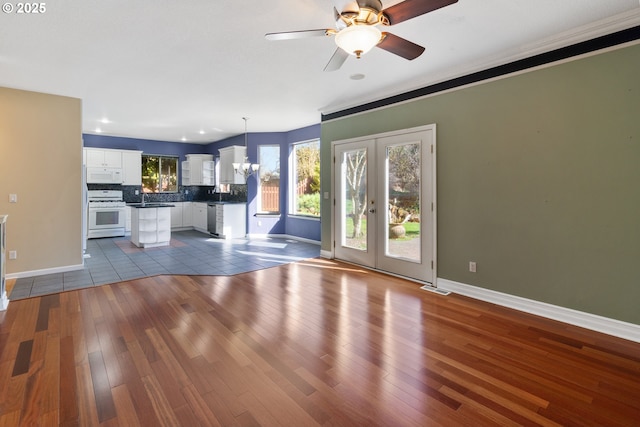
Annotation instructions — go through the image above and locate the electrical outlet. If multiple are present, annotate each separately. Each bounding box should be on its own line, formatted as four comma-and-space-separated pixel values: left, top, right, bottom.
9, 194, 17, 203
469, 261, 476, 273
9, 250, 17, 260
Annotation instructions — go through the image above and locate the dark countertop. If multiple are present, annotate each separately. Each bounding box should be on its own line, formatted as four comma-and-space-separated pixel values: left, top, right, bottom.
127, 203, 175, 208
206, 201, 247, 206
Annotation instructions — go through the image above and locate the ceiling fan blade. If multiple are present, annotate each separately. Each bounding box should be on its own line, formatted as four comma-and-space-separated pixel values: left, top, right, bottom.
265, 29, 331, 41
341, 0, 360, 16
377, 32, 425, 60
324, 48, 350, 72
383, 0, 458, 25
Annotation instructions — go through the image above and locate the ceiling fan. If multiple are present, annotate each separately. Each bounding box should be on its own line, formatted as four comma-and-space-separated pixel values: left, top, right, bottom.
265, 0, 458, 72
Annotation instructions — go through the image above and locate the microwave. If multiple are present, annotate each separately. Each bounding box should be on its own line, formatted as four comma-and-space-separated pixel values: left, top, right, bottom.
86, 167, 123, 184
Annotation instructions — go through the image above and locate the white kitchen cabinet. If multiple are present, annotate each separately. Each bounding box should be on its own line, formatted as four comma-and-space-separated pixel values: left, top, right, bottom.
219, 146, 246, 184
170, 202, 193, 230
182, 202, 193, 227
170, 203, 183, 229
192, 202, 208, 233
122, 150, 142, 185
130, 207, 172, 248
125, 206, 132, 234
84, 147, 123, 168
213, 202, 246, 239
182, 154, 215, 186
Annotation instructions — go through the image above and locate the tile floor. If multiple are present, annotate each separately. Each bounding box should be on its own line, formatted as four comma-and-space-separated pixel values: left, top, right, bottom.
9, 230, 320, 300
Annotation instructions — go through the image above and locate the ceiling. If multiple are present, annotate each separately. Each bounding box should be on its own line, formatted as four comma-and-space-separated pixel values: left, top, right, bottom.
1, 0, 639, 143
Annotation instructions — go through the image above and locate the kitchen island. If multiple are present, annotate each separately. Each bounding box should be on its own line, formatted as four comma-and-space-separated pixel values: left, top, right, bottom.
128, 203, 174, 248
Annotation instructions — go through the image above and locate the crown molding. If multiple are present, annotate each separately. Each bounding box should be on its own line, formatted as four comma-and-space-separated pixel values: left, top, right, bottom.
322, 9, 640, 120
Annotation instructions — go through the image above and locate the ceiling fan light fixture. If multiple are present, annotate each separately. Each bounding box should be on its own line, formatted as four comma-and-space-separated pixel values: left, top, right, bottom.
335, 24, 382, 58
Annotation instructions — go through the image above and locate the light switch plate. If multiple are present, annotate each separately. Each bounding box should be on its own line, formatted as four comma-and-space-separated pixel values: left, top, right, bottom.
9, 194, 17, 203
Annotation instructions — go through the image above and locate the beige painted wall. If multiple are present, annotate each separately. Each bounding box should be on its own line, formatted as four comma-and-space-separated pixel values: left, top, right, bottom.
0, 87, 83, 275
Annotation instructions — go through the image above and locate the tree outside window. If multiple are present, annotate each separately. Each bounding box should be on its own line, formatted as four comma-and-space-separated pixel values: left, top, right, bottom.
142, 155, 178, 193
258, 145, 280, 213
291, 140, 320, 217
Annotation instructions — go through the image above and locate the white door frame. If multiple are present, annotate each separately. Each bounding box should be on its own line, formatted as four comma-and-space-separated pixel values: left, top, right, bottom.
330, 124, 437, 285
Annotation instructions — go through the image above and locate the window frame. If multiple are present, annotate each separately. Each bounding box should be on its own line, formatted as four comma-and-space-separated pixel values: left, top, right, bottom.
141, 154, 179, 193
257, 144, 281, 214
289, 139, 321, 218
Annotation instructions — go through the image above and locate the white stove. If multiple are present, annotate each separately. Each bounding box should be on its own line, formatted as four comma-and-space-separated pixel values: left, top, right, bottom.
89, 200, 127, 208
87, 190, 126, 238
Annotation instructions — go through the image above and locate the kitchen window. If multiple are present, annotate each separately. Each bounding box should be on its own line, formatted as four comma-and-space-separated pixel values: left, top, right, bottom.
258, 145, 280, 214
142, 154, 178, 193
290, 139, 320, 217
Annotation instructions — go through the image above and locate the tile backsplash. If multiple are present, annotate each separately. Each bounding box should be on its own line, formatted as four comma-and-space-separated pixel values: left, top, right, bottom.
87, 184, 247, 203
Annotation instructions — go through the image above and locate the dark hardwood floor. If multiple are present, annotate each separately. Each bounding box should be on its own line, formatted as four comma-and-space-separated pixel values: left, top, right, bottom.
0, 258, 639, 426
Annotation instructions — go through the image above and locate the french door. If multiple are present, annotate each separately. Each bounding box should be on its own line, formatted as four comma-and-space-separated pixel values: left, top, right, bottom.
333, 125, 436, 284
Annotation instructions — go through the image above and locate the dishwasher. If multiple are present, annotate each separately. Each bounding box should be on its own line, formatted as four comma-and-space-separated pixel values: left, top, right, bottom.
207, 204, 218, 236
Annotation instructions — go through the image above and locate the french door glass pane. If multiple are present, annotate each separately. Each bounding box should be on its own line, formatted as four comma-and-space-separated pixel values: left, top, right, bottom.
386, 143, 421, 262
341, 148, 368, 251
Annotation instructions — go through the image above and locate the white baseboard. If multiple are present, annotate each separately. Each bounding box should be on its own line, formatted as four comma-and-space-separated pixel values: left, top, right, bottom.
320, 250, 333, 259
6, 263, 85, 280
437, 278, 640, 344
246, 233, 320, 246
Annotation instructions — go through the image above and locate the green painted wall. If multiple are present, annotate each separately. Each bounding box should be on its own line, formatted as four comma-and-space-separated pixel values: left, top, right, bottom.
320, 43, 640, 325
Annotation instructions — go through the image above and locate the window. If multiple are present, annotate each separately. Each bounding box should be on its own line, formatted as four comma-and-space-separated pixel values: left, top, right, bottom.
258, 145, 280, 213
290, 140, 320, 217
142, 155, 178, 193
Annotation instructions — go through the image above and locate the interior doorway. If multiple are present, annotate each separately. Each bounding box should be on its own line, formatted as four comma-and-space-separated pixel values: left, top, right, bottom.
332, 125, 436, 285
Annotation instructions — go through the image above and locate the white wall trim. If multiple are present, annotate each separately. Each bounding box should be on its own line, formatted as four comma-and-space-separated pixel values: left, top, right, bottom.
437, 278, 640, 344
6, 263, 85, 280
320, 250, 333, 259
322, 9, 640, 116
245, 233, 320, 246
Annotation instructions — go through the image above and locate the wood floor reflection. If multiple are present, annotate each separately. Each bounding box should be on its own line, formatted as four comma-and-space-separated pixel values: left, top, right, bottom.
1, 258, 639, 426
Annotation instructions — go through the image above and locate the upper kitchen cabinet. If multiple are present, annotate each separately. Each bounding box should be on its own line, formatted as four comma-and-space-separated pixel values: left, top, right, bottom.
219, 146, 246, 184
84, 148, 141, 185
182, 154, 215, 186
122, 150, 142, 186
84, 147, 122, 168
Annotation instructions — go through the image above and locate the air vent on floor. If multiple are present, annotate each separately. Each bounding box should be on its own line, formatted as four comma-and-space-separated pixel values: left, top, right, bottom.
420, 285, 451, 296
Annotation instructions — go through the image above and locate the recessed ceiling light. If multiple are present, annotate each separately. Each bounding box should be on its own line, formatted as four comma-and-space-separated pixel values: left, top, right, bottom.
181, 137, 187, 142
95, 128, 102, 133
350, 73, 365, 80
100, 118, 111, 124
199, 130, 205, 135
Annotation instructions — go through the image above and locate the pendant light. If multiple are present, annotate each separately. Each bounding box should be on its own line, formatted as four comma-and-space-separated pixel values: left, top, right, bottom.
232, 117, 260, 181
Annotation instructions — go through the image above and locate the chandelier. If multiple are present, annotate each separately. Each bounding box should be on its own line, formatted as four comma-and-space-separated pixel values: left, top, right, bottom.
232, 117, 259, 181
